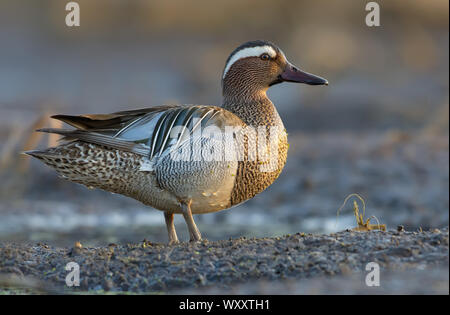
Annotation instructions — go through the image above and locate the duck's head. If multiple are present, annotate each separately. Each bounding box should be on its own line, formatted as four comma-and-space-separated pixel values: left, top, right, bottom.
222, 40, 328, 99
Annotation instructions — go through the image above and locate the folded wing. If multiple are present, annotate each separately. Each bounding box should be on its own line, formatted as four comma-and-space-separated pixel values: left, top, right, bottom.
39, 105, 243, 160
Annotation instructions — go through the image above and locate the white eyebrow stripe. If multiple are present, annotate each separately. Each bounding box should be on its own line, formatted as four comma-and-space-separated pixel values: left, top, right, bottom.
222, 45, 277, 79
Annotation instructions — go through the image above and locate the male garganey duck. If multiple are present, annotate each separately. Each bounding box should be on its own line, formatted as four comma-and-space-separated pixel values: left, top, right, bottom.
26, 40, 328, 243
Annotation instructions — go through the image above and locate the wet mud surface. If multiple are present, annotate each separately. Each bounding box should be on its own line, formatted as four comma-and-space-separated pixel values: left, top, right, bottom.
0, 227, 448, 294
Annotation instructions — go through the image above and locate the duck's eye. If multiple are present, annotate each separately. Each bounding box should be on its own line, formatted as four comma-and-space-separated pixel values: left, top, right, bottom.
260, 53, 271, 61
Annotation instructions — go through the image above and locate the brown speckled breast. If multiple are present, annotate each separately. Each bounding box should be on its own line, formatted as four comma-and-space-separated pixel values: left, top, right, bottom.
223, 98, 289, 206
230, 128, 288, 206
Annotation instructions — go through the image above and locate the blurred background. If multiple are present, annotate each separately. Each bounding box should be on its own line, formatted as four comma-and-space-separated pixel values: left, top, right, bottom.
0, 0, 448, 246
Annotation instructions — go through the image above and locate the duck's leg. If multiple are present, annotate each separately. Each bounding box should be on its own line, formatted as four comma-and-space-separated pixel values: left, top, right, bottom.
164, 212, 179, 244
181, 200, 202, 242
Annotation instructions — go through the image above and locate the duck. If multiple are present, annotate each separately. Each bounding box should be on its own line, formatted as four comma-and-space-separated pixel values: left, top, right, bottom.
26, 40, 328, 243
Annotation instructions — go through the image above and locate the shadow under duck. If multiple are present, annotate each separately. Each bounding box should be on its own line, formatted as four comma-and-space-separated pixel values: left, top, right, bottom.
26, 40, 328, 243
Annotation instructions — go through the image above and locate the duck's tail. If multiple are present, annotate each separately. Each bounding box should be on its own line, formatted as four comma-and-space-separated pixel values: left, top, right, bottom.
25, 141, 142, 195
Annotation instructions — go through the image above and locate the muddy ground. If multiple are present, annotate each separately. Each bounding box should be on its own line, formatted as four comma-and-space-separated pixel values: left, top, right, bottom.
1, 131, 448, 294
0, 227, 448, 294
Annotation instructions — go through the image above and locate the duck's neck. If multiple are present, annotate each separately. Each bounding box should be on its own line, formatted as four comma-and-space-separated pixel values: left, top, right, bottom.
222, 89, 283, 128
